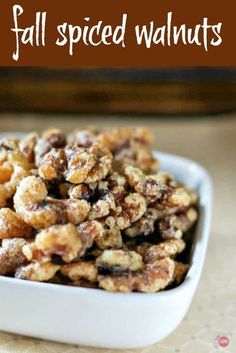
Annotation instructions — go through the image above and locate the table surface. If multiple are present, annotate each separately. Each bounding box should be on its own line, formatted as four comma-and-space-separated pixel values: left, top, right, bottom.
0, 114, 235, 353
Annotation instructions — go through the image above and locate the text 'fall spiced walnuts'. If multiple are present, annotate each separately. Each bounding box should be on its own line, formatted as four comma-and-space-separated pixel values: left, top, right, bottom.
0, 128, 198, 293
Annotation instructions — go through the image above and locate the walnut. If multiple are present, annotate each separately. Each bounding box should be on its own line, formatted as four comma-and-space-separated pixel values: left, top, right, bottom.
19, 132, 38, 163
39, 143, 112, 184
134, 257, 175, 292
23, 223, 82, 263
0, 162, 13, 184
77, 221, 104, 257
14, 176, 90, 229
68, 129, 96, 148
163, 188, 191, 208
98, 275, 133, 292
176, 208, 198, 232
159, 215, 183, 239
98, 257, 175, 293
61, 261, 98, 282
116, 193, 147, 230
144, 239, 186, 263
38, 148, 67, 181
34, 129, 66, 166
125, 165, 191, 209
68, 184, 93, 200
89, 193, 116, 220
96, 249, 143, 275
0, 139, 32, 207
0, 208, 32, 239
97, 127, 158, 173
15, 262, 60, 282
95, 216, 123, 250
0, 238, 28, 275
159, 208, 197, 239
124, 208, 158, 237
173, 261, 189, 284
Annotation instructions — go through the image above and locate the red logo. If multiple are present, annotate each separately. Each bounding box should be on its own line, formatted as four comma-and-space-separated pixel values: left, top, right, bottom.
216, 335, 229, 347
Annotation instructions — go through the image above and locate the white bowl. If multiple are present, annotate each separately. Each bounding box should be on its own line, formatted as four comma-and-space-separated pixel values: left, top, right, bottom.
0, 150, 213, 349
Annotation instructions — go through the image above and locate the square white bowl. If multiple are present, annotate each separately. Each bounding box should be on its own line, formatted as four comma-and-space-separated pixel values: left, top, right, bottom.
0, 148, 213, 349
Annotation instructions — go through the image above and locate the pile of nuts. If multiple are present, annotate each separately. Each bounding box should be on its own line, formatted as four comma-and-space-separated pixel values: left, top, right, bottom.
0, 128, 198, 292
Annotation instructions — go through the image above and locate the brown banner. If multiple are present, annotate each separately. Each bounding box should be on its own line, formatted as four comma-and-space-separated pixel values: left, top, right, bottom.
0, 0, 234, 67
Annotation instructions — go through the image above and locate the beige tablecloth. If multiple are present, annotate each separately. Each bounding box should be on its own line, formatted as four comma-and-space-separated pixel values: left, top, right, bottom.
0, 114, 235, 353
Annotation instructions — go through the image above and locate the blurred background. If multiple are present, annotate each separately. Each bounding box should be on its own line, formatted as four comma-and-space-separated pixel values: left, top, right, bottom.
0, 67, 235, 115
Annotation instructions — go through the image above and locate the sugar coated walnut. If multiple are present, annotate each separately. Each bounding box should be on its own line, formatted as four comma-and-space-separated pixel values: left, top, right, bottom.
0, 208, 32, 239
23, 223, 83, 263
61, 261, 98, 282
97, 127, 158, 173
0, 238, 28, 275
143, 239, 186, 263
14, 176, 90, 229
0, 139, 32, 207
173, 261, 189, 284
15, 262, 60, 282
124, 208, 158, 237
98, 257, 175, 293
39, 143, 112, 184
34, 129, 66, 166
96, 249, 143, 275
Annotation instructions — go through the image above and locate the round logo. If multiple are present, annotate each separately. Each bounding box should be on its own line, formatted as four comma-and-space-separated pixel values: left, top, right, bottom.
218, 336, 229, 347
